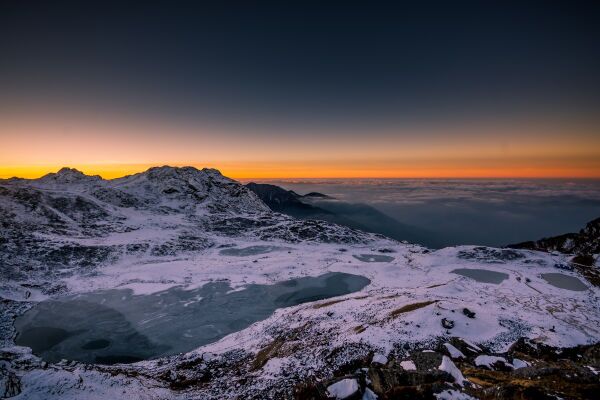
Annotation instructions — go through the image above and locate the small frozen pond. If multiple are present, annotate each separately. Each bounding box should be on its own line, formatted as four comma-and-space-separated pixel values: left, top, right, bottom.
219, 245, 288, 256
541, 273, 587, 291
353, 254, 395, 263
15, 272, 369, 365
452, 268, 509, 284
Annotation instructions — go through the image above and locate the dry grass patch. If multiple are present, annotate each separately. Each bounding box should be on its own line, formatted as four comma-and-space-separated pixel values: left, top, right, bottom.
252, 337, 286, 370
313, 298, 348, 309
426, 283, 446, 289
389, 300, 438, 318
312, 295, 368, 309
251, 325, 309, 370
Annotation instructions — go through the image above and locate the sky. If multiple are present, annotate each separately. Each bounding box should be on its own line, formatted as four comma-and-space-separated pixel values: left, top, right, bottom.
1, 1, 600, 179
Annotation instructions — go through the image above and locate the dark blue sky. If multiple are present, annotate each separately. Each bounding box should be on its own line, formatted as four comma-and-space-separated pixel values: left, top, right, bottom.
1, 0, 599, 129
1, 1, 600, 179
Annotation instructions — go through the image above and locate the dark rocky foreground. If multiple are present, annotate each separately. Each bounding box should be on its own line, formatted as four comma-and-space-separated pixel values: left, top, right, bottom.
293, 338, 600, 400
3, 334, 598, 399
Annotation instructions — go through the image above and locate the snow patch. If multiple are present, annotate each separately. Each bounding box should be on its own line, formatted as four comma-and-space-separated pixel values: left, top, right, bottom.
443, 343, 465, 359
362, 387, 378, 400
435, 389, 477, 400
327, 378, 359, 399
371, 353, 388, 365
438, 356, 466, 386
474, 355, 511, 369
512, 358, 529, 369
400, 360, 416, 370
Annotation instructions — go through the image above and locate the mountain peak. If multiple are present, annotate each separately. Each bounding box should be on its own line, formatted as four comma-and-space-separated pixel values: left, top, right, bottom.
39, 167, 102, 184
110, 165, 270, 213
139, 166, 230, 184
58, 167, 83, 174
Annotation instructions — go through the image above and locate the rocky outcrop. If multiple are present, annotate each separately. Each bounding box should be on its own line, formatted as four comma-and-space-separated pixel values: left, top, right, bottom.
245, 182, 336, 219
293, 338, 600, 400
508, 218, 600, 259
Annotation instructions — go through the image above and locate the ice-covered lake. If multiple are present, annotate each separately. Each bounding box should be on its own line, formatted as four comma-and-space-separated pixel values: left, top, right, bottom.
541, 273, 588, 291
451, 268, 509, 284
353, 254, 395, 263
15, 272, 370, 364
219, 245, 289, 256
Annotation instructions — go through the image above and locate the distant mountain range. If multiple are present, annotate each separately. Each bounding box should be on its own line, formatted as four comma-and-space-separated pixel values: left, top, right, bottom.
245, 182, 443, 248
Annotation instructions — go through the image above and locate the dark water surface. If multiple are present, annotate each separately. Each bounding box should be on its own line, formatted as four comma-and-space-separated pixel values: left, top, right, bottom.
353, 254, 395, 263
541, 273, 588, 291
15, 272, 370, 364
219, 245, 288, 256
452, 268, 509, 284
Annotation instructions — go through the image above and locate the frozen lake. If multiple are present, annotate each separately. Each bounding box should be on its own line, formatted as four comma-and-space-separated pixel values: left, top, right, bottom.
353, 254, 395, 263
541, 273, 588, 291
452, 268, 509, 284
15, 272, 370, 364
219, 245, 289, 256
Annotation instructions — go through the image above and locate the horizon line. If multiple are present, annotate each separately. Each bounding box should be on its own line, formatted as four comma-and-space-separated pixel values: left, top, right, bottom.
1, 164, 600, 181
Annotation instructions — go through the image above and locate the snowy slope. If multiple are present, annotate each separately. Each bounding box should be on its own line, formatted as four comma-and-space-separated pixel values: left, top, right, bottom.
1, 167, 599, 399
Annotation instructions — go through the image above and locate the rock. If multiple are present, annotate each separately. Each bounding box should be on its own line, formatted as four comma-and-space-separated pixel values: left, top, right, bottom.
511, 358, 529, 369
361, 387, 378, 400
399, 360, 416, 371
326, 378, 361, 400
0, 370, 21, 398
474, 355, 512, 370
508, 217, 600, 257
443, 343, 465, 359
369, 362, 451, 396
462, 308, 476, 318
445, 337, 483, 356
371, 354, 388, 365
410, 351, 443, 371
436, 389, 476, 400
301, 340, 600, 400
441, 318, 455, 329
438, 356, 466, 386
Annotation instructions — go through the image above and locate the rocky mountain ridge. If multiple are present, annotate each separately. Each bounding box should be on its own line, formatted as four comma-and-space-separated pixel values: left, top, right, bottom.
509, 218, 600, 259
1, 167, 599, 400
0, 167, 381, 291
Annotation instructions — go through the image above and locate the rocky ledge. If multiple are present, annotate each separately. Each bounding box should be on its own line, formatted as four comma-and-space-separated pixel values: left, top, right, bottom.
295, 337, 600, 400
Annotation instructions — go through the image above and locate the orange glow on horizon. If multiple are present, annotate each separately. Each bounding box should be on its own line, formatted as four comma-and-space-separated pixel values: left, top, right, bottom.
1, 109, 600, 180
1, 161, 600, 180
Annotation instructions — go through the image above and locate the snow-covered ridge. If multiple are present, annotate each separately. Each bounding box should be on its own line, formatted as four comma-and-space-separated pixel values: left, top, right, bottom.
1, 167, 599, 399
8, 165, 270, 214
37, 167, 103, 185
0, 166, 384, 290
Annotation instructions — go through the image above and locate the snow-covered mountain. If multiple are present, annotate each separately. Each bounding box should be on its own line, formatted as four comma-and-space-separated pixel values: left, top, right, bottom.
0, 166, 378, 289
1, 167, 599, 400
